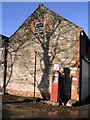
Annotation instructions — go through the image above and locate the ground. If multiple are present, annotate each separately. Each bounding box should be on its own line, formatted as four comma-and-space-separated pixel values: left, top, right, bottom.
1, 94, 90, 119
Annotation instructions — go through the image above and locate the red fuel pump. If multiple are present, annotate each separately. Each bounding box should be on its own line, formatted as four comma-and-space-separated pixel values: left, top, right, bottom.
50, 70, 61, 103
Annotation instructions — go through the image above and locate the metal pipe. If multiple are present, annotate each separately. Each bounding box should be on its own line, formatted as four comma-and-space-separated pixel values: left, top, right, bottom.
34, 51, 37, 98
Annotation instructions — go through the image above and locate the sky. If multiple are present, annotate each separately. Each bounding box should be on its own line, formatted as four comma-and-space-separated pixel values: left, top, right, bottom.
0, 2, 89, 38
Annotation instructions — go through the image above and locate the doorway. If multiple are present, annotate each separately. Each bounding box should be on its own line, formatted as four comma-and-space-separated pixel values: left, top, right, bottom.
81, 58, 90, 102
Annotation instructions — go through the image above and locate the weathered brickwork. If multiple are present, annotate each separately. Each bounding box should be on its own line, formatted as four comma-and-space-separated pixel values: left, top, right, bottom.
5, 4, 82, 99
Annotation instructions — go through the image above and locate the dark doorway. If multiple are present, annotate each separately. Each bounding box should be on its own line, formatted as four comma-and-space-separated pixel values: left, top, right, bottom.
81, 58, 90, 102
60, 67, 72, 103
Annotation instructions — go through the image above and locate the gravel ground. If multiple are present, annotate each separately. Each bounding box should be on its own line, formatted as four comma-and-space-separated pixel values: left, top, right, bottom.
1, 94, 90, 119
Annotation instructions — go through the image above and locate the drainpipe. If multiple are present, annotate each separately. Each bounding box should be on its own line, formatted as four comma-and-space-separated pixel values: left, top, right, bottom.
34, 51, 37, 98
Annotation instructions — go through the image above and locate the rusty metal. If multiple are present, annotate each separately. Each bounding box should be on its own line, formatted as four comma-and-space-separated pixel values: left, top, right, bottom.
34, 51, 37, 98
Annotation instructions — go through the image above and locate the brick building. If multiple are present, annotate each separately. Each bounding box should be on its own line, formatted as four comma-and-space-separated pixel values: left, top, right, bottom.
1, 4, 90, 103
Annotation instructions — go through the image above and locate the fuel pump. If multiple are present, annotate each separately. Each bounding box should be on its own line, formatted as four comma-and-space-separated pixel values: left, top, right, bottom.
50, 64, 61, 103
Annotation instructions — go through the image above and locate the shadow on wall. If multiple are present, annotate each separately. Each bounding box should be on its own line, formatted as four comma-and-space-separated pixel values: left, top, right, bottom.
1, 45, 18, 93
37, 33, 52, 100
1, 39, 14, 94
35, 22, 78, 99
34, 18, 62, 99
2, 14, 77, 99
3, 31, 73, 100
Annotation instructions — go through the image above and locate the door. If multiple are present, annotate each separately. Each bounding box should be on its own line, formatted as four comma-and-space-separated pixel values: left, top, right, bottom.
81, 58, 90, 101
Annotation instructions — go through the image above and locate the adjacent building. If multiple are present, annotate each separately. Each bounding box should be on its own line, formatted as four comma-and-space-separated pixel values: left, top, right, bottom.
0, 35, 9, 92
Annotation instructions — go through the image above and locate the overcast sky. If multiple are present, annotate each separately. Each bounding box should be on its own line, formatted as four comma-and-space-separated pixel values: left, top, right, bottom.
0, 2, 89, 38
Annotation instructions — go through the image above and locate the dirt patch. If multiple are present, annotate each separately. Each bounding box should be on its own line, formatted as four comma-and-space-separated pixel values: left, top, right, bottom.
1, 94, 90, 119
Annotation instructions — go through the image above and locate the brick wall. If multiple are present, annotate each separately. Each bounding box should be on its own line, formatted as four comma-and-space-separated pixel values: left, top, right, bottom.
5, 5, 82, 100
